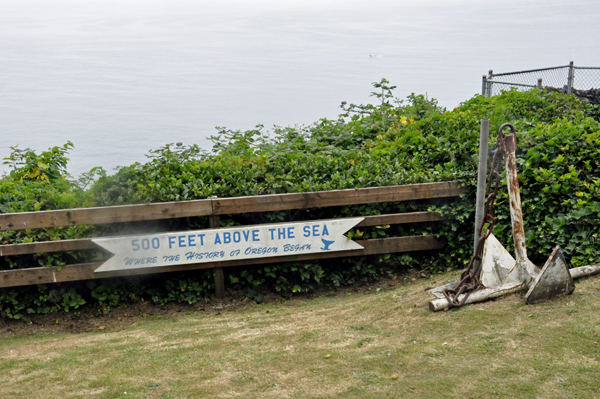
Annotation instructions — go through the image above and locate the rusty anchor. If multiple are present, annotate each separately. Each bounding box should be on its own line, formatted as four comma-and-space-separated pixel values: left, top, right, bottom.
429, 123, 600, 311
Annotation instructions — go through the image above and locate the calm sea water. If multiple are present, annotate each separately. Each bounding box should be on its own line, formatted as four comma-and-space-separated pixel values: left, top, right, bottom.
1, 0, 599, 176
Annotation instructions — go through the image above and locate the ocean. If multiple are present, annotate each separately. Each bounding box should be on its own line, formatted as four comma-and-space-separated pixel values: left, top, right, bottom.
1, 0, 599, 176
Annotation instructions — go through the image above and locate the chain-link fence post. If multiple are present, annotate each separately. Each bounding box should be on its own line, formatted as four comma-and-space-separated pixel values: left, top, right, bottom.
474, 119, 490, 278
481, 75, 488, 96
486, 70, 493, 96
567, 61, 574, 94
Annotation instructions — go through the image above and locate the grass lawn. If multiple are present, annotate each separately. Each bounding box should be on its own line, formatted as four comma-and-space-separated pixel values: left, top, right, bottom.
2, 271, 600, 398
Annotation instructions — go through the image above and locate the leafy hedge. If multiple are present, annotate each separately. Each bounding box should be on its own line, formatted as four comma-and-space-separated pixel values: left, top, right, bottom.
1, 82, 600, 318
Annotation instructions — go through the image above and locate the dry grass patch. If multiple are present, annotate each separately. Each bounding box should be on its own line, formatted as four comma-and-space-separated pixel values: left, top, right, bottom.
2, 272, 600, 398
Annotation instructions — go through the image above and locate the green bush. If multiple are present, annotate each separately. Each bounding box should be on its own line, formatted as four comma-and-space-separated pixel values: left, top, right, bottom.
1, 82, 600, 318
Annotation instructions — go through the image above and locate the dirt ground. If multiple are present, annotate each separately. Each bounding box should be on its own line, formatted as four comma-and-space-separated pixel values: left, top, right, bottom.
0, 271, 435, 337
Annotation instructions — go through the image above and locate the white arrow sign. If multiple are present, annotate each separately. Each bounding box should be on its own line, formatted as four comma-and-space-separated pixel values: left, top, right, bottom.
93, 217, 364, 272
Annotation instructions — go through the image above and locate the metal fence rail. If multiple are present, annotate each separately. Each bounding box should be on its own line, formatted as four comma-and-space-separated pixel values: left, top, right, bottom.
482, 61, 600, 97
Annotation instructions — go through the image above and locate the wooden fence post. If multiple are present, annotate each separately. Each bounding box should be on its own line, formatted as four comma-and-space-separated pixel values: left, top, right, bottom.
209, 196, 225, 300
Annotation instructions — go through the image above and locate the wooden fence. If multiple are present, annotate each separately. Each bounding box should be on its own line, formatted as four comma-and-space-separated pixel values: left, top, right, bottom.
0, 182, 465, 297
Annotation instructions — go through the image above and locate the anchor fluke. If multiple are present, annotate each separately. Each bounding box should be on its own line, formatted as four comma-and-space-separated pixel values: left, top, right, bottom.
525, 246, 575, 304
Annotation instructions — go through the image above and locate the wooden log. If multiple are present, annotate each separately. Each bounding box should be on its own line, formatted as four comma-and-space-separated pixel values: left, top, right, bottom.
0, 200, 213, 231
428, 264, 600, 312
0, 235, 443, 288
569, 264, 600, 279
212, 182, 464, 215
0, 212, 447, 256
428, 283, 527, 312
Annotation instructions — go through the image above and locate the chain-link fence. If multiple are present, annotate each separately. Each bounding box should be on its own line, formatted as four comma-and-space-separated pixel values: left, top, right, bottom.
482, 62, 600, 103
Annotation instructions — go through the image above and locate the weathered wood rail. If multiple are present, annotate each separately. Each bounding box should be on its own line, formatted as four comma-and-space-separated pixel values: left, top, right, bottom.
0, 182, 465, 296
0, 182, 461, 231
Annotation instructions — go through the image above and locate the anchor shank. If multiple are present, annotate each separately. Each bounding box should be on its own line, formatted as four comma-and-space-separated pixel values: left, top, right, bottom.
503, 132, 528, 264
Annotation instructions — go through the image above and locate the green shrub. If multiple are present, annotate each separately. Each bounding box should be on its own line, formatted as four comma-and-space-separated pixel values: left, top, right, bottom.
1, 83, 599, 318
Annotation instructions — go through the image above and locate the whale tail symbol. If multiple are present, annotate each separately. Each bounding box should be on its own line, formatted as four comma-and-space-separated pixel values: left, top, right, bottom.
321, 239, 335, 251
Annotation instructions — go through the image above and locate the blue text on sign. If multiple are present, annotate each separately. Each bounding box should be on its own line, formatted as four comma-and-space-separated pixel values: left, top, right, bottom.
303, 224, 329, 237
214, 229, 260, 245
168, 234, 206, 249
268, 227, 296, 240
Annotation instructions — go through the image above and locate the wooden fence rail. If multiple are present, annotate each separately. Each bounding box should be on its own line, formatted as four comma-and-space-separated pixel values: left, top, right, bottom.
0, 182, 465, 294
0, 182, 462, 231
0, 237, 444, 288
